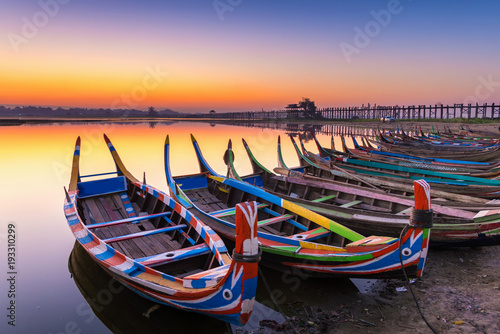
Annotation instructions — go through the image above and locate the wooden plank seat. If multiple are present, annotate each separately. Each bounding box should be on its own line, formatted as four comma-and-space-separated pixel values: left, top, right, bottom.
77, 176, 127, 199
346, 236, 397, 253
135, 243, 211, 267
258, 214, 294, 227
86, 211, 172, 229
127, 201, 196, 247
84, 194, 177, 259
261, 207, 308, 231
288, 227, 330, 241
103, 224, 187, 243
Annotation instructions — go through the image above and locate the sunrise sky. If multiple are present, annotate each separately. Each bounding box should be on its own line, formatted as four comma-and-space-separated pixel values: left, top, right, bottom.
1, 0, 500, 113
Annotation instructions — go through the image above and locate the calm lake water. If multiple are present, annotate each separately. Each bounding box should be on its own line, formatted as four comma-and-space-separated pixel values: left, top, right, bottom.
0, 120, 376, 334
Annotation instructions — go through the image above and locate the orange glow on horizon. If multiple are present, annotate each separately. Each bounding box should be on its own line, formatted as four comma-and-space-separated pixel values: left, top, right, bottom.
0, 123, 301, 194
2, 47, 486, 111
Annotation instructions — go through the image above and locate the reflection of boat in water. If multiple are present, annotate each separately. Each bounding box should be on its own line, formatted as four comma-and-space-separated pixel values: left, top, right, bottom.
68, 241, 229, 334
69, 240, 365, 333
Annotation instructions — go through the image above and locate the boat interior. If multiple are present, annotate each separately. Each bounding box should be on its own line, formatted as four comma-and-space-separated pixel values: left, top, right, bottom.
177, 173, 347, 247
75, 174, 222, 278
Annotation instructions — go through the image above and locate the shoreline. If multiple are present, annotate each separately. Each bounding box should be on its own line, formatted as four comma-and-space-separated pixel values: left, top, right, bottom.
2, 116, 500, 129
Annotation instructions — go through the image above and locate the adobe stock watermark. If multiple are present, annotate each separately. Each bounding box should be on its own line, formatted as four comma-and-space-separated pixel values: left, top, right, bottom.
463, 74, 500, 105
6, 223, 17, 327
213, 0, 244, 21
110, 65, 168, 109
7, 0, 71, 54
339, 0, 404, 64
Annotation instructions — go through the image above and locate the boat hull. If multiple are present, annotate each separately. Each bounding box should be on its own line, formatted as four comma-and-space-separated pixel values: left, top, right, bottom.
164, 135, 431, 279
64, 135, 260, 326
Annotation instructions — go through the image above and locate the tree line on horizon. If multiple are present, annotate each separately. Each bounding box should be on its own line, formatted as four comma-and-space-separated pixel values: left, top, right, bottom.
0, 105, 180, 117
1, 97, 321, 118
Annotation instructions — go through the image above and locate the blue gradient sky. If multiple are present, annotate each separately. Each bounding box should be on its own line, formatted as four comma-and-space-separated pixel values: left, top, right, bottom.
1, 0, 499, 112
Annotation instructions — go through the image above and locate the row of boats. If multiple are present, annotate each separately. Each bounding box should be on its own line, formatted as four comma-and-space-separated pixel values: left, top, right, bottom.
63, 127, 500, 326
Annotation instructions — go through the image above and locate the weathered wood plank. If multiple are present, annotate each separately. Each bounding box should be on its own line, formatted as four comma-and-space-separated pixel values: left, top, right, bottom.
103, 225, 187, 243
86, 211, 172, 229
272, 175, 475, 219
95, 197, 149, 258
84, 198, 133, 257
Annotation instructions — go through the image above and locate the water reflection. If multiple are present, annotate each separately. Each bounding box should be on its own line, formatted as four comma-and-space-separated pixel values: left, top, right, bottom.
1, 120, 384, 333
68, 241, 231, 334
69, 239, 376, 334
254, 267, 362, 317
208, 120, 376, 138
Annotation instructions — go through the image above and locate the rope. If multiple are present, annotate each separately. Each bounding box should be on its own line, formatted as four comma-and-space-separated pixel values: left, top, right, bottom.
398, 226, 438, 334
258, 268, 288, 319
409, 209, 434, 228
232, 248, 262, 263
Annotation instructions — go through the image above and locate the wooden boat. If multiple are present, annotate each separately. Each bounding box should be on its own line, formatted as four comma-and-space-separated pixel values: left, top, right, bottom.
344, 135, 500, 171
281, 135, 500, 199
451, 126, 500, 140
382, 128, 498, 147
339, 137, 500, 178
372, 133, 500, 162
415, 126, 499, 144
436, 132, 498, 142
232, 138, 500, 247
63, 135, 260, 326
311, 134, 348, 157
461, 125, 500, 138
164, 134, 432, 279
68, 241, 230, 333
295, 135, 500, 191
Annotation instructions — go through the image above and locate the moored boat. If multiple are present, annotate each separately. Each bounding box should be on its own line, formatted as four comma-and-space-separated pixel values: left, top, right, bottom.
372, 132, 500, 162
68, 241, 230, 333
233, 138, 500, 247
287, 135, 500, 199
344, 137, 500, 175
343, 135, 499, 170
164, 134, 432, 279
63, 135, 260, 326
301, 136, 500, 186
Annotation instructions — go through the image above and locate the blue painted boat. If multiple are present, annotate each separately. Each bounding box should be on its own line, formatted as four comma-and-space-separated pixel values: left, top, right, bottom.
230, 138, 500, 248
278, 135, 500, 199
163, 134, 432, 279
296, 135, 500, 187
64, 135, 260, 325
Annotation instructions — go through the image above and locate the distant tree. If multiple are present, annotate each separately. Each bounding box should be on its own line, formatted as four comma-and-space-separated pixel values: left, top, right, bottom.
148, 106, 158, 117
298, 97, 318, 119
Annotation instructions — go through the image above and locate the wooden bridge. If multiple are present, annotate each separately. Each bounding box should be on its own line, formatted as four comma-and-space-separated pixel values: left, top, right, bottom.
193, 103, 500, 121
